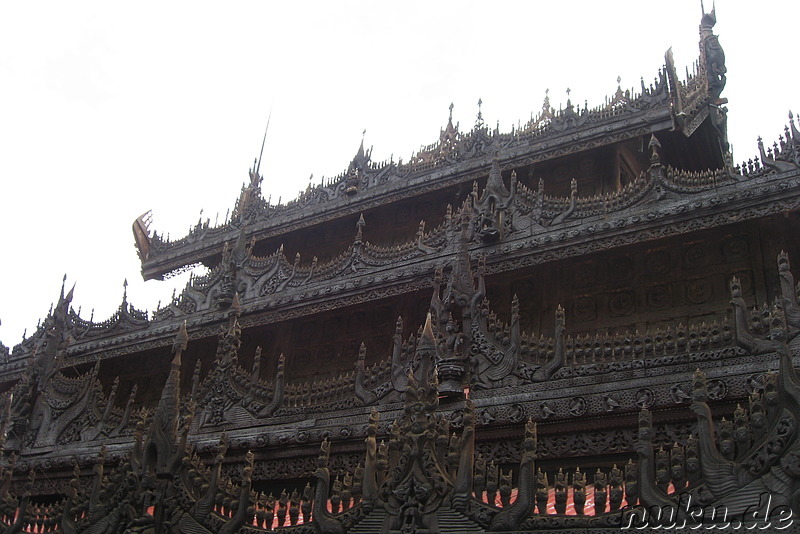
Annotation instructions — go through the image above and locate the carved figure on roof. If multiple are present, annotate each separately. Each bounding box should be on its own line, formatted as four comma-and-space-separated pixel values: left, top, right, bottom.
444, 315, 465, 356
700, 3, 726, 104
214, 231, 250, 310
438, 103, 459, 162
29, 277, 74, 398
5, 366, 34, 452
378, 351, 453, 531
345, 135, 372, 196
426, 208, 487, 396
141, 322, 192, 481
231, 158, 265, 223
473, 155, 516, 244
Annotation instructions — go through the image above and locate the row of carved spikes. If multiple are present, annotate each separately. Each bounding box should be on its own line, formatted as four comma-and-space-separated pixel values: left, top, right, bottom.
664, 166, 728, 187
363, 218, 449, 256
408, 85, 662, 165
403, 131, 497, 173
518, 84, 663, 137
513, 161, 734, 225
727, 377, 780, 455
67, 306, 128, 332
361, 357, 391, 389
209, 480, 324, 531
474, 459, 638, 516
4, 505, 61, 533
514, 179, 538, 204
641, 395, 772, 496
283, 372, 356, 408
641, 369, 779, 479
232, 215, 449, 285
745, 119, 800, 173
344, 434, 460, 498
0, 496, 60, 532
186, 450, 211, 478
516, 173, 646, 219
565, 319, 733, 364
748, 302, 784, 337
406, 74, 669, 168
362, 329, 419, 387
513, 145, 755, 226
251, 488, 312, 529
533, 164, 730, 221
213, 477, 246, 516
738, 157, 764, 176
248, 474, 363, 530
328, 470, 359, 514
293, 322, 404, 396
541, 182, 577, 211
536, 171, 634, 209
572, 175, 648, 212
654, 439, 700, 493
776, 123, 799, 153
482, 301, 562, 364
514, 335, 556, 364
404, 156, 440, 174
482, 295, 732, 364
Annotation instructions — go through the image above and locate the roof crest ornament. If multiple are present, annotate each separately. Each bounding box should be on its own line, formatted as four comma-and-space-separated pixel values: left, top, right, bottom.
254, 103, 273, 179
699, 0, 716, 38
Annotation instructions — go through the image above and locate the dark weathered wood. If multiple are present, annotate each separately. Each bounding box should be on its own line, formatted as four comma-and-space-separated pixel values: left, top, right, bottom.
2, 7, 800, 532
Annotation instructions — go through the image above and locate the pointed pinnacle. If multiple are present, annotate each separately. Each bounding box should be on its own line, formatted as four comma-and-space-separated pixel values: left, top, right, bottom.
173, 321, 189, 354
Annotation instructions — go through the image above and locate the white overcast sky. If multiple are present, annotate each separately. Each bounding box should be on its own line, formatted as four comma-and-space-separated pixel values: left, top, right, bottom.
0, 1, 797, 348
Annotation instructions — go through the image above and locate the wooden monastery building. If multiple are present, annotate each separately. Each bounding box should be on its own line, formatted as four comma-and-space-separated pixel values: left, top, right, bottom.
1, 6, 800, 533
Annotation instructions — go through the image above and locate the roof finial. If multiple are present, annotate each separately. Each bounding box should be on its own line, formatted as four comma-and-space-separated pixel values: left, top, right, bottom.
649, 134, 662, 164
448, 102, 454, 123
700, 0, 716, 18
700, 0, 717, 34
255, 103, 273, 177
60, 273, 67, 301
476, 98, 484, 127
356, 213, 366, 242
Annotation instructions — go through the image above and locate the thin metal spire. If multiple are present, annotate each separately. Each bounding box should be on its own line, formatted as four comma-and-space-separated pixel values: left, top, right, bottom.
255, 103, 274, 176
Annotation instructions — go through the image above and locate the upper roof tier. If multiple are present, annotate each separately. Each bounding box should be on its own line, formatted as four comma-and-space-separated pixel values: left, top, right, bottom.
134, 8, 728, 281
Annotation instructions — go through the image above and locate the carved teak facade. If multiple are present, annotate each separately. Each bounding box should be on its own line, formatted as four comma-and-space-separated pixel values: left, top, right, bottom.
2, 9, 800, 533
